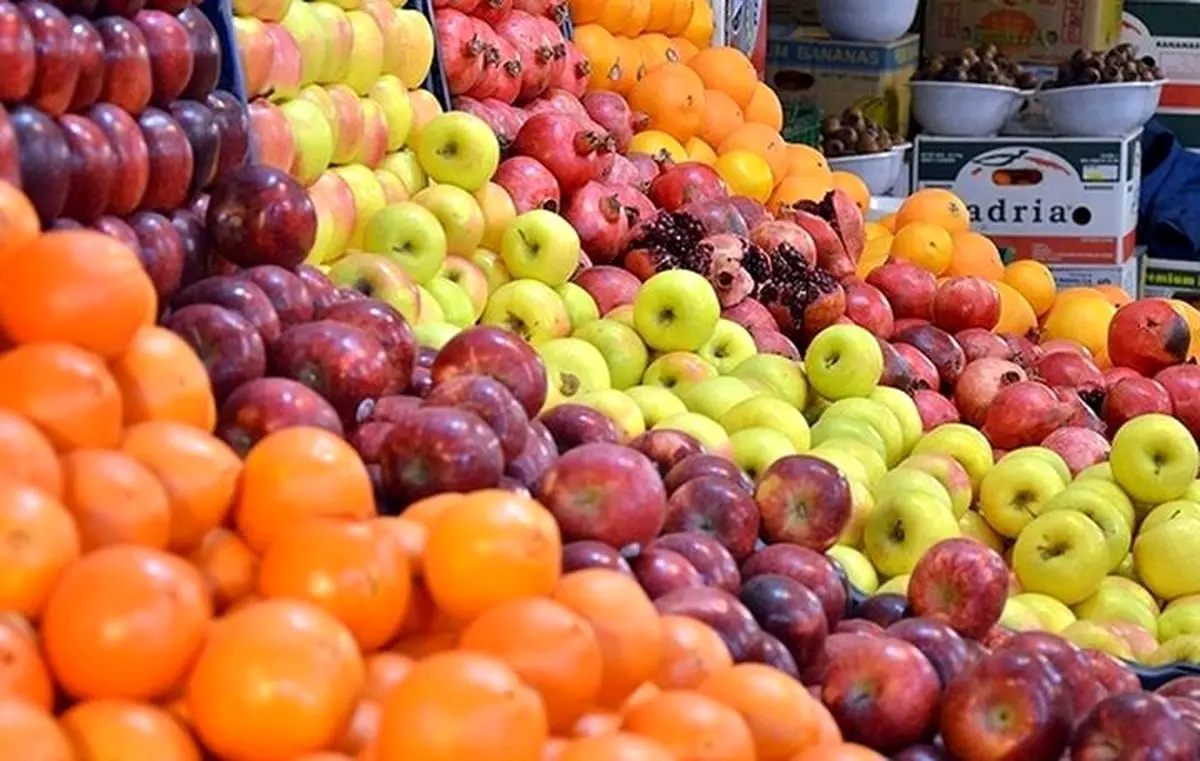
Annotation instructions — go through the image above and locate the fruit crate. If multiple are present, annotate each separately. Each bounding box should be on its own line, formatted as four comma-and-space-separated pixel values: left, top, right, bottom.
199, 0, 248, 103
781, 100, 822, 147
421, 0, 454, 111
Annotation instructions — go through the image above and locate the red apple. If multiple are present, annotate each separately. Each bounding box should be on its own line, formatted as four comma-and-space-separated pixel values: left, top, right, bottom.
137, 107, 193, 211
851, 593, 910, 628
629, 546, 704, 598
0, 110, 17, 186
204, 164, 316, 269
505, 420, 557, 491
571, 265, 641, 314
19, 2, 80, 115
92, 215, 140, 252
663, 475, 761, 561
216, 377, 344, 456
87, 103, 150, 215
651, 532, 740, 592
867, 261, 937, 320
96, 0, 147, 16
170, 208, 212, 287
95, 16, 153, 114
654, 587, 761, 662
538, 404, 622, 452
740, 543, 847, 627
891, 745, 949, 761
10, 105, 70, 224
952, 357, 1027, 427
1040, 427, 1110, 476
754, 455, 851, 552
424, 374, 529, 460
240, 265, 314, 327
67, 16, 104, 111
1108, 299, 1190, 377
737, 573, 828, 669
168, 99, 220, 196
1155, 363, 1200, 440
745, 632, 799, 677
886, 618, 974, 687
206, 90, 250, 179
629, 429, 705, 476
0, 4, 35, 102
174, 275, 282, 346
913, 388, 960, 430
1081, 648, 1140, 696
909, 537, 1008, 639
128, 211, 184, 301
844, 280, 895, 339
359, 394, 421, 424
663, 454, 753, 494
997, 631, 1107, 721
431, 326, 549, 418
59, 113, 116, 223
932, 276, 1001, 333
1103, 375, 1173, 434
378, 406, 504, 503
1071, 693, 1199, 759
562, 540, 633, 575
177, 7, 219, 100
133, 10, 193, 105
164, 303, 267, 400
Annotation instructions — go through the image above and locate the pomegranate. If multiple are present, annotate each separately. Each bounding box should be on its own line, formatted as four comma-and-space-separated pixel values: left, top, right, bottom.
564, 181, 628, 265
1054, 387, 1105, 434
953, 357, 1027, 427
1041, 427, 1110, 476
1033, 351, 1105, 407
435, 0, 482, 13
474, 0, 512, 25
534, 16, 568, 85
438, 9, 490, 95
878, 338, 916, 390
1104, 366, 1141, 390
999, 332, 1042, 369
511, 111, 612, 194
626, 152, 661, 190
894, 324, 966, 388
480, 98, 526, 140
932, 277, 1001, 332
467, 36, 522, 103
981, 381, 1073, 450
955, 328, 1012, 362
648, 162, 727, 211
914, 389, 960, 430
495, 11, 557, 103
1107, 299, 1190, 377
619, 211, 708, 282
758, 246, 846, 345
843, 280, 894, 339
892, 318, 930, 334
753, 330, 801, 359
494, 156, 561, 212
893, 343, 940, 390
1040, 339, 1090, 358
696, 234, 764, 308
750, 220, 816, 267
1102, 376, 1171, 433
514, 0, 566, 21
723, 298, 777, 335
549, 41, 590, 97
524, 92, 603, 133
681, 198, 751, 238
783, 189, 865, 280
866, 261, 937, 321
1155, 363, 1200, 439
728, 197, 772, 230
605, 154, 639, 187
452, 97, 515, 149
614, 185, 655, 227
581, 91, 647, 152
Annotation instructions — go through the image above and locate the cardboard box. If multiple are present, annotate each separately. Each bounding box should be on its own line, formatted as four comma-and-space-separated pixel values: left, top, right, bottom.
1143, 257, 1200, 302
770, 0, 819, 27
1051, 255, 1143, 298
1122, 2, 1200, 147
912, 131, 1141, 264
923, 0, 1124, 66
765, 25, 920, 138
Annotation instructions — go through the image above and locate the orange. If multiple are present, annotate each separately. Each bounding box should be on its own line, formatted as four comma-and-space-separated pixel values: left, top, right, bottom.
1169, 299, 1200, 360
0, 230, 156, 358
363, 652, 413, 702
679, 0, 713, 48
399, 492, 460, 529
628, 62, 706, 142
59, 449, 171, 551
619, 0, 651, 36
0, 700, 73, 760
857, 231, 893, 278
0, 342, 123, 451
785, 144, 830, 178
612, 37, 647, 95
697, 89, 744, 148
596, 0, 632, 35
890, 222, 955, 275
644, 0, 674, 32
569, 0, 605, 24
622, 690, 756, 761
744, 82, 783, 130
687, 46, 758, 108
187, 527, 258, 612
790, 744, 886, 761
558, 733, 676, 761
575, 25, 620, 91
628, 130, 688, 162
894, 188, 970, 234
664, 0, 695, 35
636, 34, 681, 68
830, 171, 869, 212
654, 615, 733, 689
718, 123, 787, 184
714, 150, 775, 202
0, 410, 62, 498
877, 213, 898, 233
0, 616, 53, 710
109, 325, 217, 431
423, 489, 562, 621
0, 477, 80, 620
768, 174, 833, 215
59, 700, 201, 761
671, 36, 700, 62
1041, 291, 1116, 363
700, 664, 832, 761
376, 651, 549, 761
945, 230, 1005, 280
0, 180, 39, 269
993, 281, 1038, 337
1094, 283, 1132, 307
1002, 259, 1057, 316
686, 137, 717, 165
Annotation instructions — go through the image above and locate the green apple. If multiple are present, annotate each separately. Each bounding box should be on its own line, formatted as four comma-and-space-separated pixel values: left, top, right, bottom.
863, 489, 960, 577
809, 416, 887, 461
1012, 511, 1108, 605
1060, 620, 1133, 660
415, 111, 499, 192
1111, 413, 1200, 504
413, 322, 459, 349
998, 598, 1043, 632
326, 251, 419, 323
803, 395, 831, 425
820, 398, 904, 467
282, 4, 328, 84
978, 456, 1066, 539
423, 276, 475, 328
868, 387, 922, 456
468, 247, 511, 294
1077, 462, 1114, 482
1139, 499, 1200, 536
872, 468, 953, 515
653, 412, 730, 457
720, 396, 811, 453
897, 453, 973, 519
876, 574, 911, 597
674, 377, 757, 422
999, 447, 1071, 487
803, 323, 883, 401
537, 337, 611, 409
280, 98, 334, 185
643, 352, 718, 391
911, 423, 994, 490
827, 545, 878, 594
1101, 576, 1159, 614
576, 389, 646, 441
1147, 634, 1200, 666
1115, 553, 1137, 580
412, 184, 485, 257
1063, 479, 1136, 529
605, 304, 635, 328
839, 479, 874, 548
500, 209, 581, 287
558, 282, 599, 331
697, 319, 757, 374
728, 354, 808, 409
807, 447, 870, 487
1167, 593, 1200, 612
625, 385, 688, 428
1073, 586, 1158, 637
572, 319, 648, 391
413, 284, 444, 324
959, 510, 1005, 553
1041, 487, 1132, 572
729, 427, 796, 482
1159, 599, 1200, 642
438, 256, 488, 319
361, 201, 447, 283
331, 164, 387, 249
480, 279, 571, 345
1134, 516, 1200, 600
815, 438, 886, 485
632, 270, 720, 352
380, 148, 427, 196
1185, 479, 1200, 503
368, 74, 413, 151
1013, 592, 1076, 633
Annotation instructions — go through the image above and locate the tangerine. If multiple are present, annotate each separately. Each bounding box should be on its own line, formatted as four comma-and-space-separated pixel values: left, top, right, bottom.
830, 171, 870, 213
718, 123, 787, 184
621, 689, 756, 761
945, 231, 1005, 280
59, 449, 172, 551
187, 527, 258, 612
1041, 291, 1116, 363
679, 0, 713, 48
0, 700, 73, 760
1094, 283, 1132, 307
697, 89, 744, 148
0, 617, 53, 709
59, 700, 201, 761
1002, 259, 1057, 316
0, 181, 39, 269
671, 37, 700, 62
654, 614, 734, 689
790, 744, 885, 761
687, 46, 758, 108
0, 410, 62, 498
700, 664, 832, 761
558, 733, 676, 761
628, 63, 705, 142
891, 222, 955, 275
109, 325, 217, 431
744, 82, 783, 131
0, 477, 80, 620
785, 144, 830, 178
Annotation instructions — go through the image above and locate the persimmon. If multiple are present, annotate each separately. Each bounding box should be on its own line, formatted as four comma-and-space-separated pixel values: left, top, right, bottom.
187, 527, 259, 611
0, 700, 73, 760
0, 477, 80, 620
621, 689, 755, 761
0, 410, 62, 498
109, 325, 217, 431
655, 614, 734, 689
59, 449, 171, 551
0, 617, 53, 709
59, 700, 201, 761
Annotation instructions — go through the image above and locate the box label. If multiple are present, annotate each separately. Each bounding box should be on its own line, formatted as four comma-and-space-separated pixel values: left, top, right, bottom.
1144, 257, 1200, 300
1051, 257, 1142, 298
924, 0, 1123, 64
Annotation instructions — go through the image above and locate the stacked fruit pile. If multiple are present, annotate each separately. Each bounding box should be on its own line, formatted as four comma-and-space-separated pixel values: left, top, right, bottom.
569, 0, 712, 92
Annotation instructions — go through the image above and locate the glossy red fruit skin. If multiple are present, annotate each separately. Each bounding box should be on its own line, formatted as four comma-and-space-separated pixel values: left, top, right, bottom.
204, 165, 317, 270
0, 4, 36, 103
19, 2, 81, 116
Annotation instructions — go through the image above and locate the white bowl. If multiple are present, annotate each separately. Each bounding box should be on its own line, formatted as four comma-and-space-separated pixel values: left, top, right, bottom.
910, 81, 1028, 137
1037, 80, 1164, 137
817, 0, 918, 42
827, 144, 910, 195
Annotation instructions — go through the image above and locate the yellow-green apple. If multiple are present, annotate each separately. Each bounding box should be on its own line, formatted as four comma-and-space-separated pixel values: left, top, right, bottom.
368, 74, 413, 152
999, 447, 1071, 487
1141, 499, 1200, 535
326, 252, 420, 323
675, 376, 757, 421
1159, 598, 1200, 641
413, 322, 459, 349
828, 545, 879, 594
467, 248, 512, 295
360, 0, 403, 82
1073, 585, 1158, 636
576, 389, 645, 441
322, 84, 365, 165
1012, 511, 1108, 604
406, 88, 443, 151
279, 98, 333, 185
256, 0, 294, 22
1103, 621, 1159, 660
1060, 620, 1134, 659
728, 353, 808, 409
1115, 553, 1137, 580
1134, 516, 1200, 600
1013, 592, 1076, 632
754, 454, 852, 550
633, 270, 721, 353
815, 438, 886, 485
557, 282, 599, 330
876, 574, 910, 596
361, 201, 447, 283
309, 3, 353, 83
375, 169, 408, 203
643, 352, 718, 390
821, 398, 905, 466
869, 387, 923, 455
720, 396, 811, 453
438, 256, 487, 319
392, 8, 435, 88
353, 98, 389, 168
298, 85, 342, 152
416, 112, 500, 193
476, 182, 516, 251
997, 597, 1043, 632
806, 448, 869, 487
803, 323, 884, 401
696, 319, 756, 374
413, 284, 444, 324
897, 453, 972, 518
1185, 479, 1200, 502
1101, 576, 1159, 613
536, 337, 611, 409
1067, 479, 1136, 528
626, 385, 687, 427
499, 209, 581, 287
653, 412, 730, 458
958, 510, 1005, 553
978, 455, 1065, 538
1078, 462, 1114, 482
872, 469, 953, 515
305, 170, 357, 263
233, 0, 264, 16
729, 427, 796, 482
864, 489, 960, 577
1111, 413, 1200, 504
572, 319, 648, 390
481, 279, 571, 346
909, 537, 1010, 639
265, 24, 303, 101
424, 277, 474, 328
413, 184, 485, 257
838, 479, 874, 547
247, 99, 295, 172
343, 10, 384, 94
911, 423, 995, 490
1041, 487, 1131, 571
1147, 634, 1200, 665
381, 148, 426, 195
606, 305, 635, 328
234, 17, 273, 97
331, 164, 387, 248
281, 1, 327, 84
810, 416, 887, 461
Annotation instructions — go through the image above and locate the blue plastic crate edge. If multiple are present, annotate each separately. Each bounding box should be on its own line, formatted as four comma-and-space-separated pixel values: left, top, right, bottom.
420, 0, 453, 111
